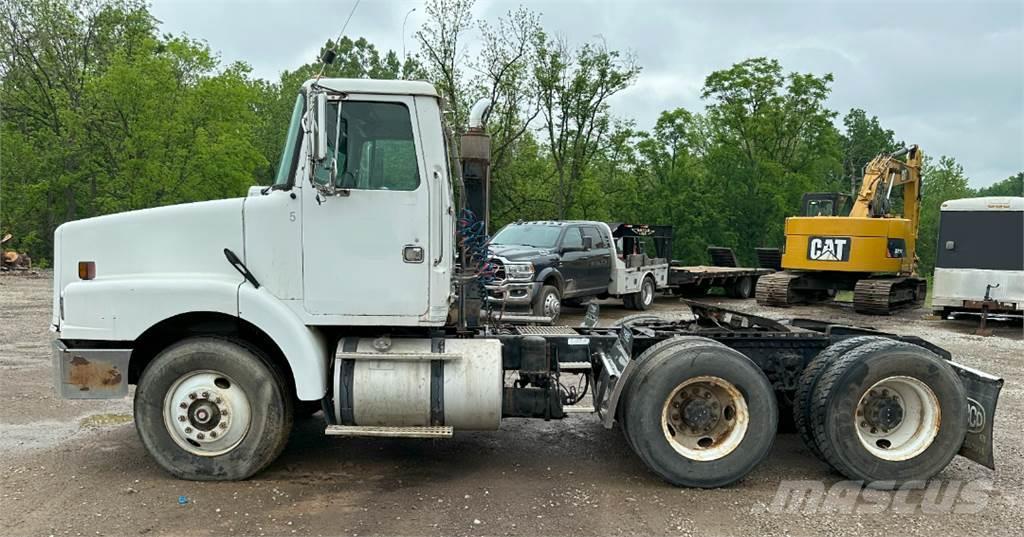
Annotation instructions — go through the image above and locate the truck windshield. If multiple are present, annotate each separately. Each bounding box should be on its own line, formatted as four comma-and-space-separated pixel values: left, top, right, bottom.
273, 94, 304, 186
490, 224, 562, 248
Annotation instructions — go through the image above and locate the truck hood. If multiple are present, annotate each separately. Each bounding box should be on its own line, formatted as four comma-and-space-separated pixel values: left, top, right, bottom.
488, 244, 556, 262
53, 199, 246, 326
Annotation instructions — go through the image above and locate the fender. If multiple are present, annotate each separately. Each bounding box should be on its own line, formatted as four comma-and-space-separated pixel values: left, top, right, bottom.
60, 275, 242, 341
535, 267, 564, 291
60, 275, 329, 401
238, 285, 329, 400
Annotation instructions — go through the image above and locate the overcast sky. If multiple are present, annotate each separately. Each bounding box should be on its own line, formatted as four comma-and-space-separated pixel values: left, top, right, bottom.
150, 0, 1023, 188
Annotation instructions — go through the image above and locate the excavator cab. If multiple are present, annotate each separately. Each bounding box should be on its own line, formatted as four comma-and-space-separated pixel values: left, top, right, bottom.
801, 193, 852, 217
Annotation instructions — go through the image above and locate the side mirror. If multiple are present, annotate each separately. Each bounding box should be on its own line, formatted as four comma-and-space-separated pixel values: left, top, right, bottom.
582, 236, 594, 251
311, 92, 328, 162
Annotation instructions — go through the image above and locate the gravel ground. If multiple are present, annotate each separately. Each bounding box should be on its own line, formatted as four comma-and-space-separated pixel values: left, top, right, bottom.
1, 272, 1022, 537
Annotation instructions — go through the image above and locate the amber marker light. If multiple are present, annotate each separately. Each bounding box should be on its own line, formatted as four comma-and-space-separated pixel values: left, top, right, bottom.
78, 261, 96, 280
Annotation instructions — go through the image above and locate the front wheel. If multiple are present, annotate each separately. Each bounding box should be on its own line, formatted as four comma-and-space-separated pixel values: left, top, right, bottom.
134, 337, 293, 480
532, 284, 561, 322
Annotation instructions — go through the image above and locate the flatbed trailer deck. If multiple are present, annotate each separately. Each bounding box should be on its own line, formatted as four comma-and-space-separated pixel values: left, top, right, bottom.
667, 265, 774, 298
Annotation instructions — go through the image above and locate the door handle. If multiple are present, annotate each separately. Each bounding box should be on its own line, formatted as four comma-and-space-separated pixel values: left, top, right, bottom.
403, 245, 424, 263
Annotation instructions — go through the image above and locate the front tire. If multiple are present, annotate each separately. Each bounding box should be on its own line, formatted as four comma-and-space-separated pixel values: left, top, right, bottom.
622, 337, 777, 488
134, 337, 293, 481
532, 284, 561, 322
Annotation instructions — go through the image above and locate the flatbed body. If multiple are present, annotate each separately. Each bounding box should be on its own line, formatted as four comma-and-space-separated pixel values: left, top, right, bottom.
667, 265, 773, 287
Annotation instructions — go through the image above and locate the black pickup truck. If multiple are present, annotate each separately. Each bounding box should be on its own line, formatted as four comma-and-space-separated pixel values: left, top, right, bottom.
485, 221, 615, 321
484, 221, 673, 321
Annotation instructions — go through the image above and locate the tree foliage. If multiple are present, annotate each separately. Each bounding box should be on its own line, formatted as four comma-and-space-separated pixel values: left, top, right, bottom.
1, 0, 1017, 279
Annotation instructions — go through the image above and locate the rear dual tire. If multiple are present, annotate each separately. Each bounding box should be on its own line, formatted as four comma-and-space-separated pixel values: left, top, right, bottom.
804, 339, 967, 485
625, 276, 656, 311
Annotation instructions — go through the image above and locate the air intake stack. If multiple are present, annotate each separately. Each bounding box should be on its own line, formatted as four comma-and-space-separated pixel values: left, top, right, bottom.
460, 99, 493, 233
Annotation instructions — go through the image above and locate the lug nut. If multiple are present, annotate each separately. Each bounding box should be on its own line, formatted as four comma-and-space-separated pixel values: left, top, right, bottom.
219, 422, 228, 429
215, 397, 222, 404
179, 402, 188, 409
196, 432, 205, 440
178, 415, 187, 422
184, 427, 192, 434
202, 391, 209, 399
210, 431, 217, 439
188, 392, 197, 400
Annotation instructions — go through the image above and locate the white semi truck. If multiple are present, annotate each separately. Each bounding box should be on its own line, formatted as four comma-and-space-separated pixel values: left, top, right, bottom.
51, 78, 1002, 487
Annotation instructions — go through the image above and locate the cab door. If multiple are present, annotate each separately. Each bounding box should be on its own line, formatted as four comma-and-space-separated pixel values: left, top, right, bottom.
301, 95, 431, 317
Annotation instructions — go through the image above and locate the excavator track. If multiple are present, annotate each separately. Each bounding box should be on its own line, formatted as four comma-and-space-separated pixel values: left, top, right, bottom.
853, 277, 927, 315
755, 271, 804, 307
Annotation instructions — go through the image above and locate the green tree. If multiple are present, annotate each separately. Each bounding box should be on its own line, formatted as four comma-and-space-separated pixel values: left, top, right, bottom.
534, 39, 640, 218
699, 58, 841, 262
1, 0, 267, 261
839, 108, 900, 195
976, 172, 1023, 197
917, 156, 975, 276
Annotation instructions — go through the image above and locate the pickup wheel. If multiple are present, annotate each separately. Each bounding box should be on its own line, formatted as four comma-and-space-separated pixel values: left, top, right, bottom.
809, 339, 967, 485
626, 276, 656, 311
622, 337, 777, 488
134, 337, 293, 481
532, 284, 561, 322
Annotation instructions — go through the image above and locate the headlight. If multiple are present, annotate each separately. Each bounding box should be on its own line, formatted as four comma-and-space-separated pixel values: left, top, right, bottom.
504, 262, 535, 280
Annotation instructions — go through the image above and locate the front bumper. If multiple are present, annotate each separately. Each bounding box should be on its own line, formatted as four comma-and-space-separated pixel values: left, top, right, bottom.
52, 339, 132, 399
484, 281, 541, 306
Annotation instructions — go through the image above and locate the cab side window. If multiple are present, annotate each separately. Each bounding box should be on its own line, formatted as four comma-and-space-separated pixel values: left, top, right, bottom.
321, 101, 421, 191
562, 227, 584, 250
581, 226, 606, 249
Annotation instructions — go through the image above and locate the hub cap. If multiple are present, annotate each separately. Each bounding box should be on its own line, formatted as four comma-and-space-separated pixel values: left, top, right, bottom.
642, 279, 654, 306
661, 376, 749, 461
163, 370, 252, 457
855, 376, 940, 461
543, 292, 560, 318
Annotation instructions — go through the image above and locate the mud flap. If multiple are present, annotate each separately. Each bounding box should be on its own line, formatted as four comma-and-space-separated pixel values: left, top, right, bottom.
52, 339, 132, 399
594, 326, 633, 429
949, 361, 1003, 469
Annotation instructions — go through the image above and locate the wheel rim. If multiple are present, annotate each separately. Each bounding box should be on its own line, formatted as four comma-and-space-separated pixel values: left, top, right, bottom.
543, 292, 560, 318
855, 376, 940, 461
661, 376, 749, 461
163, 370, 252, 457
642, 279, 654, 306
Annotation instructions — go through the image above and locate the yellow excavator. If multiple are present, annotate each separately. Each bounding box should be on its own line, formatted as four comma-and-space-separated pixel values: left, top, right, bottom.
756, 145, 927, 314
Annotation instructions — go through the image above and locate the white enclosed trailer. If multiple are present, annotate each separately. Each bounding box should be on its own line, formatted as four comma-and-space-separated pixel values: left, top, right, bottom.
932, 196, 1024, 317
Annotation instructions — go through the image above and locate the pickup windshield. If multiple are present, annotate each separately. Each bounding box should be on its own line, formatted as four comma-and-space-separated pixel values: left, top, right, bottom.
491, 224, 562, 248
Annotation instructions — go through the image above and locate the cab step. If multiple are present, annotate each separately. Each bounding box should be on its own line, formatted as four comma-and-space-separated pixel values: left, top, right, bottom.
324, 425, 454, 438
